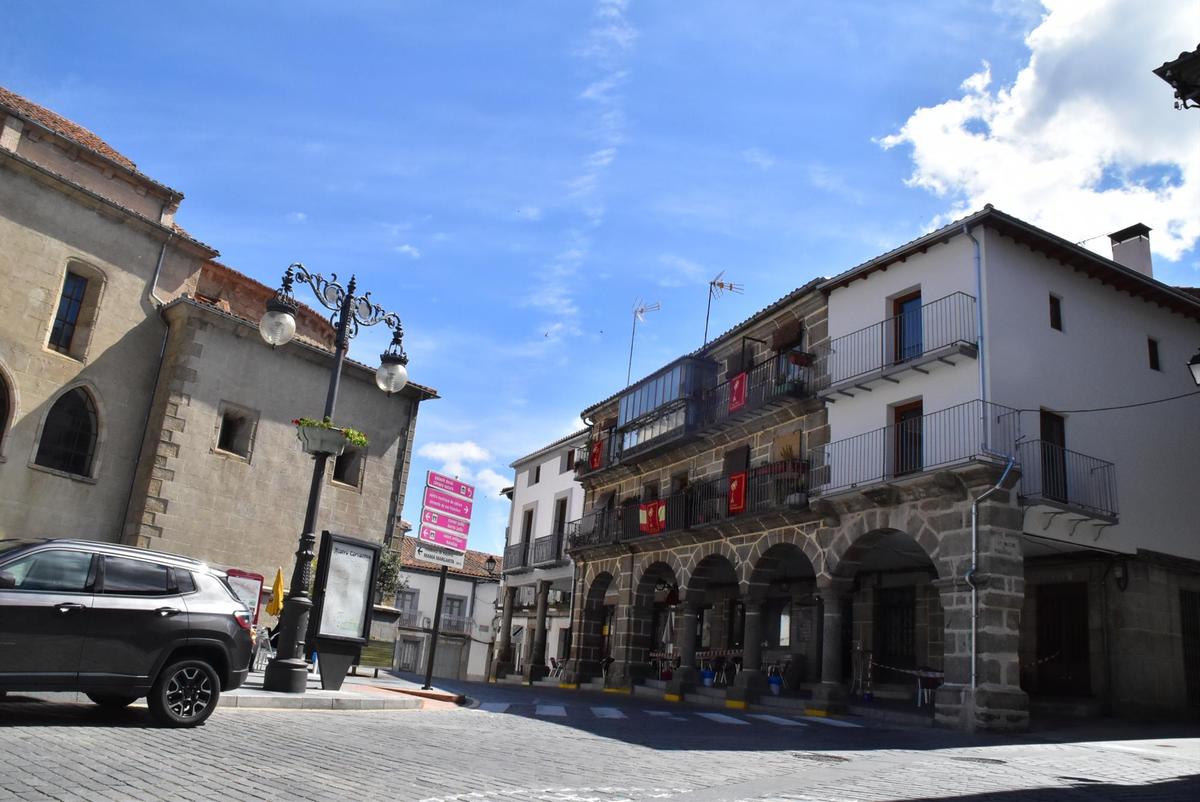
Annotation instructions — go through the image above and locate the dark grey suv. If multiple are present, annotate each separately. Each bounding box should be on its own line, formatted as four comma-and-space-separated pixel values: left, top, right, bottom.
0, 539, 253, 727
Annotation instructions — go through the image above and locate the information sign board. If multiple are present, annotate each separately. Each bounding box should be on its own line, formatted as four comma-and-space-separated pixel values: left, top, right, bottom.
418, 523, 468, 553
423, 486, 473, 519
414, 542, 466, 570
426, 471, 476, 501
420, 508, 470, 535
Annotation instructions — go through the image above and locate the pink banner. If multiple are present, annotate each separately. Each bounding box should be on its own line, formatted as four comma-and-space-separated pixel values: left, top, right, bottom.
427, 471, 476, 500
421, 508, 470, 535
423, 487, 473, 519
419, 523, 468, 553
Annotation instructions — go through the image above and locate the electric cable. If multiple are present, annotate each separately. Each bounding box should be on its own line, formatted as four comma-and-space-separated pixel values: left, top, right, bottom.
1014, 388, 1200, 415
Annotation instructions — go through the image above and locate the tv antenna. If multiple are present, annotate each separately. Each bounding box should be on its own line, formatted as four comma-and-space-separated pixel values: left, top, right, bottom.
627, 298, 661, 385
704, 271, 743, 344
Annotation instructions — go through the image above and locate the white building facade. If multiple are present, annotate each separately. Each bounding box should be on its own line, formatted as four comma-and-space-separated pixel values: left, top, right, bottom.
494, 430, 587, 681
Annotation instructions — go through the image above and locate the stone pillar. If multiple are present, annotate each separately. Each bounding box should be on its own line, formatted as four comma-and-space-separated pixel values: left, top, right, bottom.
811, 583, 847, 711
667, 604, 700, 694
491, 585, 517, 680
731, 600, 767, 701
605, 555, 637, 690
523, 580, 552, 681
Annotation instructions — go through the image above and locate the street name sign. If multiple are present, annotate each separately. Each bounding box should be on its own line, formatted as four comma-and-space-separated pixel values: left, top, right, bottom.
420, 508, 470, 535
423, 486, 473, 519
418, 523, 468, 553
427, 470, 476, 501
414, 542, 466, 570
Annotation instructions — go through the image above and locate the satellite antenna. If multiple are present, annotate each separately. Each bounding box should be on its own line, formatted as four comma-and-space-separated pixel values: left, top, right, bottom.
704, 272, 743, 344
627, 298, 661, 385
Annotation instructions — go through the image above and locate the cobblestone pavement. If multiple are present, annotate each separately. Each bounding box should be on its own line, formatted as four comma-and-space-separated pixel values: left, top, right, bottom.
1, 683, 1198, 802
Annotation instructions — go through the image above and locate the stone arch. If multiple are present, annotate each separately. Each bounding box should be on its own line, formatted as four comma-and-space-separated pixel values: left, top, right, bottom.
30, 381, 105, 479
574, 571, 616, 681
0, 357, 16, 458
627, 560, 681, 677
826, 524, 945, 583
747, 542, 817, 602
680, 540, 741, 596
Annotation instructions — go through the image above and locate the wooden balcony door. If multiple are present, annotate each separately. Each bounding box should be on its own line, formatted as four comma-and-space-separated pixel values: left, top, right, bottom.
1040, 410, 1067, 503
892, 291, 923, 363
894, 400, 924, 477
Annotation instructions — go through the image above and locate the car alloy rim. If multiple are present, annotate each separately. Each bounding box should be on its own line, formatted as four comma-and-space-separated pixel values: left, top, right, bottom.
165, 667, 213, 720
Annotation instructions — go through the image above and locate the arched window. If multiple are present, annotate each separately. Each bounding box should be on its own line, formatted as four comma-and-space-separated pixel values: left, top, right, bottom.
0, 370, 10, 452
35, 388, 97, 476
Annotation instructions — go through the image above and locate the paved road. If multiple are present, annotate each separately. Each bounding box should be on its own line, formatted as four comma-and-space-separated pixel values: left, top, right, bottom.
1, 680, 1198, 801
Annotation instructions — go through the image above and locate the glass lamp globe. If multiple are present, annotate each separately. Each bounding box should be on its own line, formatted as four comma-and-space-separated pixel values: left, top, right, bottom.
260, 307, 297, 347
375, 359, 409, 394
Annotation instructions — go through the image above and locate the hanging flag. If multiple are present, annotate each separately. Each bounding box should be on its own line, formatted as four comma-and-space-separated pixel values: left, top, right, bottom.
727, 472, 747, 514
590, 438, 604, 470
639, 499, 667, 534
729, 371, 748, 412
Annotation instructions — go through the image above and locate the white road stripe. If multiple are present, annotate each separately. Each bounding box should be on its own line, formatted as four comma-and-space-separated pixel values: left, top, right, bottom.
479, 702, 510, 713
696, 712, 750, 725
747, 714, 807, 726
646, 710, 687, 720
800, 715, 862, 728
591, 707, 626, 719
535, 704, 567, 717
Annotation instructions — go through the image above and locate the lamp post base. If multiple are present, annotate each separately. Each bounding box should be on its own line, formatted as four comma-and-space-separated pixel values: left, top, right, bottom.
263, 657, 311, 693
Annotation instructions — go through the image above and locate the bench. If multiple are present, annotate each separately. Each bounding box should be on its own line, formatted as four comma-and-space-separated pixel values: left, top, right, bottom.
352, 639, 396, 678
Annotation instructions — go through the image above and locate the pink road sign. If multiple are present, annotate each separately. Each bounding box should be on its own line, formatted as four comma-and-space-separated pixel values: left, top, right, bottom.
419, 524, 468, 553
423, 486, 473, 519
427, 471, 476, 500
421, 509, 470, 535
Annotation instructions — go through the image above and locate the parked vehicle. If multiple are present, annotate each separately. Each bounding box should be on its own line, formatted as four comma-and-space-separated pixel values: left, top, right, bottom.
0, 538, 253, 727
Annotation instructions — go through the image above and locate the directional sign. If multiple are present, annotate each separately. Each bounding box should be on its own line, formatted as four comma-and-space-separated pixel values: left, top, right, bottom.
427, 471, 476, 501
423, 486, 473, 519
420, 509, 470, 536
419, 523, 468, 553
414, 542, 466, 570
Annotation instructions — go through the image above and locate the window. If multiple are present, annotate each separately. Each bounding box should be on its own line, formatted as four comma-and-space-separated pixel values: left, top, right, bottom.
1049, 294, 1063, 331
564, 449, 575, 472
35, 387, 98, 476
0, 369, 10, 453
444, 595, 467, 619
553, 497, 568, 536
531, 465, 541, 485
1148, 338, 1161, 371
48, 272, 88, 354
174, 569, 196, 594
214, 402, 257, 459
0, 549, 93, 592
521, 508, 534, 542
101, 556, 172, 595
397, 589, 419, 611
332, 447, 365, 488
892, 290, 923, 362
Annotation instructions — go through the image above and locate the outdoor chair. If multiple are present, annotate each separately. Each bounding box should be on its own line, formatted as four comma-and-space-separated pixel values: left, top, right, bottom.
549, 657, 563, 678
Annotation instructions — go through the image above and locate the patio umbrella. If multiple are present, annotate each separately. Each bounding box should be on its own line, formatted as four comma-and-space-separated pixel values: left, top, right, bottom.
266, 568, 285, 617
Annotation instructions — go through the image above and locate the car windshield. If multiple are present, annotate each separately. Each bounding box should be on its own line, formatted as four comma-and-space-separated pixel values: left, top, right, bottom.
0, 539, 32, 560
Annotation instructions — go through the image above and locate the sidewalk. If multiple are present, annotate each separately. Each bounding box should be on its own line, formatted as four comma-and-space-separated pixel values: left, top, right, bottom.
223, 669, 465, 710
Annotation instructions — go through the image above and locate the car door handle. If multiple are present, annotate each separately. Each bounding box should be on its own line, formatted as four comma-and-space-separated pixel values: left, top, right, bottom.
155, 607, 182, 617
54, 602, 86, 613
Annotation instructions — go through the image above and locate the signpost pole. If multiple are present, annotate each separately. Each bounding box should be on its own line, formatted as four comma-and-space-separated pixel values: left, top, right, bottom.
422, 564, 449, 690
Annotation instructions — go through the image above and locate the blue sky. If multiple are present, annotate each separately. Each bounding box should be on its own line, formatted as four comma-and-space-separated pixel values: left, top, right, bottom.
4, 1, 1197, 555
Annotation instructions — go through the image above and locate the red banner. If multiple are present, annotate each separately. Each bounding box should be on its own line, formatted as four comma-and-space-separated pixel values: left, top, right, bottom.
727, 471, 747, 514
589, 439, 603, 470
639, 500, 666, 534
728, 371, 748, 412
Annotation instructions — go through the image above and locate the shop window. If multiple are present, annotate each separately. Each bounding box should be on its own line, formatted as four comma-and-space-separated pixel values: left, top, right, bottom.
332, 447, 365, 488
34, 387, 98, 477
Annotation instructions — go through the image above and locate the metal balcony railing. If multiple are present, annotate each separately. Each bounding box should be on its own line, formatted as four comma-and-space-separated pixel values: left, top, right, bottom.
397, 610, 423, 628
1017, 440, 1118, 519
439, 614, 474, 635
702, 355, 811, 427
566, 459, 807, 550
813, 292, 977, 389
503, 541, 528, 572
532, 532, 565, 565
574, 429, 622, 478
807, 400, 1019, 495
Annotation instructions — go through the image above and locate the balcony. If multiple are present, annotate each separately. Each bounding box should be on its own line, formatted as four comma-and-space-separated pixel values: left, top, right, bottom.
397, 610, 423, 628
567, 458, 807, 551
574, 429, 622, 479
702, 354, 812, 431
808, 400, 1019, 495
1017, 440, 1118, 521
439, 614, 474, 635
813, 292, 977, 400
503, 541, 528, 573
532, 531, 565, 565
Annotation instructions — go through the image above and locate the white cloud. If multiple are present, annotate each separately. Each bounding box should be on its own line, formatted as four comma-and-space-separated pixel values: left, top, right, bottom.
394, 244, 421, 259
741, 147, 775, 170
417, 441, 491, 478
285, 211, 307, 223
474, 468, 511, 500
516, 206, 542, 221
657, 254, 707, 287
879, 0, 1200, 261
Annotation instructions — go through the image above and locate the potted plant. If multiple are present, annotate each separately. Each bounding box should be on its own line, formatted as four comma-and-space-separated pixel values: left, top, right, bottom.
293, 417, 369, 456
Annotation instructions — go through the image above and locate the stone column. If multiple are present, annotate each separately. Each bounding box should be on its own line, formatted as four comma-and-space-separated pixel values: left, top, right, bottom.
667, 604, 700, 695
491, 585, 517, 680
811, 583, 847, 711
731, 600, 766, 700
524, 580, 552, 681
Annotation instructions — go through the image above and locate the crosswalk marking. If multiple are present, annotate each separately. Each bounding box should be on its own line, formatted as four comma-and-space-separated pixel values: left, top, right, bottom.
696, 712, 750, 725
646, 710, 686, 720
801, 715, 862, 728
591, 707, 626, 719
747, 714, 806, 727
479, 702, 510, 713
535, 704, 567, 717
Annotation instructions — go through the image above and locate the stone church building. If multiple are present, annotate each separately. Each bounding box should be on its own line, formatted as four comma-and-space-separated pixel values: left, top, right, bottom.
0, 85, 435, 579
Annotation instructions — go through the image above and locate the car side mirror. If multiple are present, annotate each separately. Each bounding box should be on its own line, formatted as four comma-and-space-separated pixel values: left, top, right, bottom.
0, 571, 16, 589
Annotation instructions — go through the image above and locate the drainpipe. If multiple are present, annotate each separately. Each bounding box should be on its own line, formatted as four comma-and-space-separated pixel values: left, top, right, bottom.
119, 232, 175, 544
967, 455, 1015, 689
963, 225, 989, 454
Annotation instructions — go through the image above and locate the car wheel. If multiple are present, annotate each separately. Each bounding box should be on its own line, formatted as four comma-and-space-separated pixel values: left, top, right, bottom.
149, 659, 220, 727
86, 693, 139, 709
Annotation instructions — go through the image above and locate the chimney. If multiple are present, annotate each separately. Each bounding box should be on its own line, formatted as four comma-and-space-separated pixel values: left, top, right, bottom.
1109, 223, 1153, 277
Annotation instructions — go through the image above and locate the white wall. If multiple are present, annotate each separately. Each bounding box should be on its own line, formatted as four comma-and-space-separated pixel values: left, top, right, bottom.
983, 229, 1200, 560
505, 435, 587, 549
398, 565, 499, 681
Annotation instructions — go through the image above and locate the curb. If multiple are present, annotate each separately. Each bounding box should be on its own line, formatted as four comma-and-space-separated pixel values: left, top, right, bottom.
220, 694, 423, 711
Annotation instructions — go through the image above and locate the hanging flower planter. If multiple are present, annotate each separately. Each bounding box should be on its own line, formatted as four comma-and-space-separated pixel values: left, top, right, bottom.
293, 417, 369, 457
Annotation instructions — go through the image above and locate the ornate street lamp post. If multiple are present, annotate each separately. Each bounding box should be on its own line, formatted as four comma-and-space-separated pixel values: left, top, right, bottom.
259, 263, 409, 693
